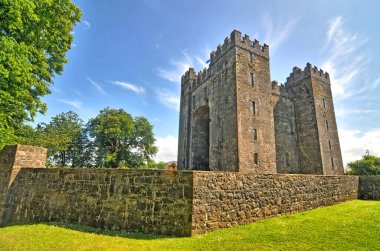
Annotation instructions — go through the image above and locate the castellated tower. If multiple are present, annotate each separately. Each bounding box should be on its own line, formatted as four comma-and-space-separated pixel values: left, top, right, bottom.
178, 30, 276, 173
178, 30, 344, 175
274, 64, 344, 175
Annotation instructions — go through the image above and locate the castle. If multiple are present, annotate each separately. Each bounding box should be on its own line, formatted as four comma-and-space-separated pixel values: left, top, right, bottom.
3, 31, 376, 238
178, 30, 343, 175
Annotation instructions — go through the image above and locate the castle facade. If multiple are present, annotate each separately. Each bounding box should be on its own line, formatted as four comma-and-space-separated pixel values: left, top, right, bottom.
178, 30, 343, 175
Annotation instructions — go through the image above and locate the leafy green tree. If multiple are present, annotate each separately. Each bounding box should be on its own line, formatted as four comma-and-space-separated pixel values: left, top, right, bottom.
0, 0, 81, 149
347, 155, 380, 175
35, 111, 90, 167
133, 116, 158, 164
155, 161, 167, 170
14, 124, 36, 144
88, 108, 158, 168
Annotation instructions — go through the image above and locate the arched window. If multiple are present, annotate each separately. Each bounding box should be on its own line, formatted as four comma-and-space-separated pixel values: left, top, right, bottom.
192, 106, 210, 170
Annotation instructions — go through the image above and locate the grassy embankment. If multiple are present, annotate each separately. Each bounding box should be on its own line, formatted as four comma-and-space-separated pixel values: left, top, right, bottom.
0, 200, 379, 250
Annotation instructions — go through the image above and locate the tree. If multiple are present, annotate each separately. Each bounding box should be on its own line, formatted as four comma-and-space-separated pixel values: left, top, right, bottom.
88, 108, 158, 168
347, 155, 380, 175
35, 111, 91, 167
0, 0, 81, 149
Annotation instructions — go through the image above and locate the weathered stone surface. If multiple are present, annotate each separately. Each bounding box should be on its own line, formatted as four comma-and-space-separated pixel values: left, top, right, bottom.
178, 30, 344, 175
178, 35, 239, 171
191, 172, 359, 235
275, 65, 344, 175
359, 176, 380, 200
1, 145, 376, 237
0, 145, 46, 224
1, 168, 194, 236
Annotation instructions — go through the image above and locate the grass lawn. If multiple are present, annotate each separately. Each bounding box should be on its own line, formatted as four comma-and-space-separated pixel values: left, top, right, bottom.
0, 200, 379, 251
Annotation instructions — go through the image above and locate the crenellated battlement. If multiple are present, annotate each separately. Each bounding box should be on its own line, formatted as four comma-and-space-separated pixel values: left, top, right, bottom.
181, 30, 270, 89
181, 68, 196, 85
210, 30, 269, 65
271, 80, 294, 98
285, 63, 330, 86
181, 66, 212, 91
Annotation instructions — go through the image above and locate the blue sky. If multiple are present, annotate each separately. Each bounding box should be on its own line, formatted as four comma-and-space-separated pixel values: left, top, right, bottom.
33, 0, 380, 165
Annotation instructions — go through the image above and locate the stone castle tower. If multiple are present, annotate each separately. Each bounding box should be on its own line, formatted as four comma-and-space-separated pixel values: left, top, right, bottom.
177, 30, 344, 175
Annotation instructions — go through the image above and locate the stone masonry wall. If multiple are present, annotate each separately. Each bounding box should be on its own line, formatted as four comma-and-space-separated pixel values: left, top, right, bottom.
235, 34, 277, 173
285, 75, 323, 174
2, 169, 194, 236
0, 145, 46, 225
178, 34, 239, 171
1, 145, 373, 237
359, 176, 380, 200
192, 172, 359, 235
274, 93, 300, 173
310, 70, 344, 175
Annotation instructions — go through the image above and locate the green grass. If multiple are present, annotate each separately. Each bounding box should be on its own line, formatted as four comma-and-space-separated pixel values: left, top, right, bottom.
0, 200, 379, 251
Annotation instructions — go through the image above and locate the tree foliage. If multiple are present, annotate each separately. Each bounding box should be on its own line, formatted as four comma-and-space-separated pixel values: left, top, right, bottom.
88, 108, 158, 168
0, 0, 81, 148
33, 111, 92, 167
347, 155, 380, 176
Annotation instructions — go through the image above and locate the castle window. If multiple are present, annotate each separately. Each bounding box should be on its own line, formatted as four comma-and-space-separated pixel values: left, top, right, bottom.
203, 87, 208, 99
323, 98, 326, 109
249, 52, 253, 63
328, 140, 332, 149
286, 152, 290, 166
253, 129, 257, 141
331, 157, 334, 167
250, 73, 255, 85
325, 120, 329, 130
252, 101, 256, 115
192, 98, 195, 108
254, 153, 259, 165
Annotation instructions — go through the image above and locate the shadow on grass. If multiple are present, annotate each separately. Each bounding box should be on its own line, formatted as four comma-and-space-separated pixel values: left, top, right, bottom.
40, 222, 173, 240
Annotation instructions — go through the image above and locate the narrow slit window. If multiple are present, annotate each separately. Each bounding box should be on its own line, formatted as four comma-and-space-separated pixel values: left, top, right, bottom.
254, 153, 259, 165
323, 98, 326, 109
286, 152, 290, 165
249, 52, 253, 63
331, 157, 334, 167
325, 120, 329, 130
252, 101, 256, 115
253, 129, 257, 141
328, 140, 332, 149
250, 73, 255, 85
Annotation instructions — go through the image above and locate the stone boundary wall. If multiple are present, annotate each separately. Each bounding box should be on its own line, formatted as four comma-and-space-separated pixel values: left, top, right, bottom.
191, 172, 359, 235
359, 176, 380, 200
2, 145, 378, 237
1, 168, 193, 236
0, 145, 46, 223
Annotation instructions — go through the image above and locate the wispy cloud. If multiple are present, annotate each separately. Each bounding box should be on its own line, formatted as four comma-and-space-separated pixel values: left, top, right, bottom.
157, 52, 193, 83
58, 99, 82, 109
261, 15, 299, 54
87, 77, 107, 95
339, 128, 380, 167
321, 16, 369, 99
154, 135, 178, 162
71, 89, 85, 98
372, 77, 380, 89
82, 20, 91, 29
155, 89, 180, 110
157, 49, 210, 84
336, 108, 380, 118
111, 81, 145, 94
